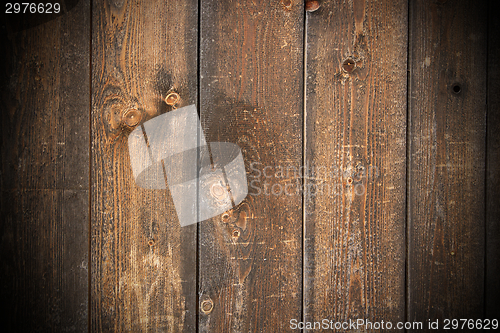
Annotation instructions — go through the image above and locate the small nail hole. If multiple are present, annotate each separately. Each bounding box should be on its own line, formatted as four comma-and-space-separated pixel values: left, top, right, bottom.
452, 83, 461, 94
342, 59, 356, 73
221, 213, 230, 222
148, 239, 155, 246
347, 177, 353, 184
232, 229, 240, 238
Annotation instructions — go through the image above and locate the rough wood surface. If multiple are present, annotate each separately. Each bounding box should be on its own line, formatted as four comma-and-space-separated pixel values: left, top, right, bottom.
486, 0, 500, 318
91, 0, 198, 331
303, 0, 408, 329
0, 1, 90, 331
2, 0, 498, 331
198, 0, 304, 331
408, 0, 487, 325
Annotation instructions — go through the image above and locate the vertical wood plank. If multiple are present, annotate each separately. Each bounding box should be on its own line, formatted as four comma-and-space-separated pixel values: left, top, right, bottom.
486, 0, 500, 318
198, 0, 304, 331
91, 0, 198, 331
304, 0, 408, 328
408, 0, 487, 325
0, 1, 90, 331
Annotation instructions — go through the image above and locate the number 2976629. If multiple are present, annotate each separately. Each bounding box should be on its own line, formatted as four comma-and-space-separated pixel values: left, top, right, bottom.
5, 3, 60, 14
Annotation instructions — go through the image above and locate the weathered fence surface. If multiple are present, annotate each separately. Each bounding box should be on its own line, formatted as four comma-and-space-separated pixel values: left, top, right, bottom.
1, 0, 497, 332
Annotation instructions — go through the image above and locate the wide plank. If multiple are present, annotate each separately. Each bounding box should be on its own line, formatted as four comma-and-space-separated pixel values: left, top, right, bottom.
0, 1, 90, 331
91, 1, 198, 331
198, 0, 304, 331
304, 0, 408, 329
408, 0, 487, 325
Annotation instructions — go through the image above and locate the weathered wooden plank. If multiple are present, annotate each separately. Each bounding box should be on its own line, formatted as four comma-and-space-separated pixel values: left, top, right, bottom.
303, 0, 408, 329
408, 0, 487, 325
0, 1, 90, 331
91, 0, 198, 331
486, 0, 500, 319
198, 0, 304, 331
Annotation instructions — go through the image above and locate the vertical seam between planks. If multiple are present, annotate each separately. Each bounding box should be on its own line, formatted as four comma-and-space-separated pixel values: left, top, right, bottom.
404, 0, 412, 330
301, 2, 308, 332
196, 0, 201, 331
88, 0, 93, 332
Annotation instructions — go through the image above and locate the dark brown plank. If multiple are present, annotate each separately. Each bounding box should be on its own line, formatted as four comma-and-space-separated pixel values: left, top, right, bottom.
198, 0, 304, 331
486, 0, 500, 319
91, 0, 198, 331
304, 0, 408, 329
0, 1, 90, 331
408, 0, 487, 326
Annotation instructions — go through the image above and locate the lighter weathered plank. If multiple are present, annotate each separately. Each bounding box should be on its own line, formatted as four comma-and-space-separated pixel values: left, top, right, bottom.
198, 0, 304, 331
91, 1, 198, 331
304, 0, 408, 329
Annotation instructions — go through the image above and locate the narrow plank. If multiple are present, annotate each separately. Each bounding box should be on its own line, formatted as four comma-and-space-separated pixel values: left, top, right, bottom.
408, 0, 487, 325
304, 0, 408, 329
486, 0, 500, 319
91, 0, 198, 331
198, 0, 304, 331
0, 1, 90, 331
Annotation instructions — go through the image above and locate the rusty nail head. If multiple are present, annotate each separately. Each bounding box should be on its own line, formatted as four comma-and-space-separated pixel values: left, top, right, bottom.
305, 0, 320, 12
342, 58, 356, 73
281, 0, 292, 9
347, 177, 353, 184
232, 229, 240, 238
211, 182, 226, 200
165, 92, 180, 106
221, 212, 231, 222
123, 109, 142, 127
201, 299, 213, 314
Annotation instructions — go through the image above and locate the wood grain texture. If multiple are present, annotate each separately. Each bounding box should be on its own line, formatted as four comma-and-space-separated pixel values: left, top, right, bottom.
486, 0, 500, 318
0, 1, 90, 331
91, 0, 198, 331
198, 0, 304, 331
304, 0, 408, 328
408, 0, 487, 325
